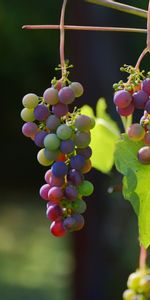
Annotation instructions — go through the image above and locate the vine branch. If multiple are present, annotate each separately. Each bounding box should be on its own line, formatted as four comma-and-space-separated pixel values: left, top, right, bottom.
86, 0, 147, 19
22, 25, 147, 34
60, 0, 67, 78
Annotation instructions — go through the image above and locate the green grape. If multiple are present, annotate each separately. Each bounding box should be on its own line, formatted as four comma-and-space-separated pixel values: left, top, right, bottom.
22, 93, 39, 108
70, 82, 84, 97
44, 133, 60, 151
123, 289, 136, 300
37, 148, 53, 166
72, 199, 87, 214
56, 124, 73, 140
78, 180, 94, 196
20, 108, 35, 122
127, 272, 143, 291
139, 275, 150, 294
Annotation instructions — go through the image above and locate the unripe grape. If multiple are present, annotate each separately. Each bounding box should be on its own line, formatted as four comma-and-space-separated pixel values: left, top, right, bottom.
72, 199, 87, 214
74, 131, 91, 148
56, 124, 73, 140
21, 108, 35, 122
58, 86, 75, 104
22, 93, 39, 109
139, 275, 150, 294
44, 149, 60, 161
37, 148, 53, 166
113, 90, 132, 108
82, 159, 92, 174
123, 289, 136, 300
138, 146, 150, 164
75, 114, 95, 132
46, 115, 61, 131
127, 272, 143, 291
43, 87, 59, 105
78, 180, 94, 196
70, 82, 84, 97
127, 124, 145, 141
44, 133, 60, 151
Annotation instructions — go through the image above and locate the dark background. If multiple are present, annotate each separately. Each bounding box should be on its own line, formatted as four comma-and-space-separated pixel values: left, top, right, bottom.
0, 0, 148, 299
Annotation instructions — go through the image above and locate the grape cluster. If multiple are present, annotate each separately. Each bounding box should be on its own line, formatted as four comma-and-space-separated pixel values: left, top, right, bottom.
21, 79, 95, 237
113, 76, 150, 117
123, 269, 150, 300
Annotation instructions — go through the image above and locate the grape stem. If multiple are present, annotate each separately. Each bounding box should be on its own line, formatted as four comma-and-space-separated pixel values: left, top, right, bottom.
22, 25, 147, 34
60, 0, 68, 79
139, 245, 147, 269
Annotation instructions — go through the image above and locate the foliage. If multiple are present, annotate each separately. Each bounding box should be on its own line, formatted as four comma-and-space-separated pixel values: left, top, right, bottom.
81, 98, 120, 173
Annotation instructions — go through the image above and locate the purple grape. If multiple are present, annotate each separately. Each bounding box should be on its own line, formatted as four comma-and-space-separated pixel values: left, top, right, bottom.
52, 102, 69, 117
138, 146, 150, 164
63, 216, 76, 231
145, 100, 150, 113
113, 90, 132, 108
117, 102, 134, 116
76, 146, 92, 159
39, 184, 51, 200
43, 87, 59, 105
60, 139, 75, 154
46, 115, 61, 131
67, 169, 84, 186
70, 155, 86, 170
22, 122, 38, 138
142, 78, 150, 95
52, 161, 68, 177
132, 90, 149, 109
74, 131, 91, 148
58, 87, 75, 104
63, 214, 84, 231
46, 204, 63, 221
127, 123, 145, 141
34, 104, 50, 121
44, 169, 52, 183
34, 130, 48, 147
65, 185, 78, 201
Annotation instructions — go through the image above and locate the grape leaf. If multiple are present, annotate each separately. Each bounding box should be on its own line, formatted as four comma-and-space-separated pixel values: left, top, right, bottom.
81, 98, 120, 173
115, 134, 150, 248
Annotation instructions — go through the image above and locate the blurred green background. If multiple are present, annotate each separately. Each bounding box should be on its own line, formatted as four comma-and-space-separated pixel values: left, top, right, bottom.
0, 0, 149, 299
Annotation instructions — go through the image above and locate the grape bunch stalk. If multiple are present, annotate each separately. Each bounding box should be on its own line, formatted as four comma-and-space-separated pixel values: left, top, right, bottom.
21, 75, 95, 237
123, 269, 150, 300
113, 67, 150, 164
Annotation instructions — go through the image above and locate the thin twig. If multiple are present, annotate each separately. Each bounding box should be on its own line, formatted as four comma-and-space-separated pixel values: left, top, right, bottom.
86, 0, 147, 19
22, 25, 147, 34
147, 0, 150, 51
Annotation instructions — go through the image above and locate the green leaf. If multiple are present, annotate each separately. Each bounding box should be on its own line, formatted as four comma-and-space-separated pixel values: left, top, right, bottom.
115, 134, 150, 248
81, 98, 120, 173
